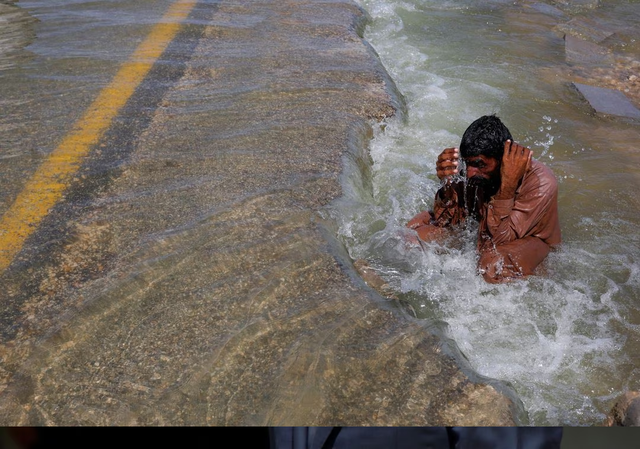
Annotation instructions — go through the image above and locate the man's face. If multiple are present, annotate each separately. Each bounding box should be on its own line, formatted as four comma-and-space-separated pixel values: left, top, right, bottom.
463, 155, 500, 189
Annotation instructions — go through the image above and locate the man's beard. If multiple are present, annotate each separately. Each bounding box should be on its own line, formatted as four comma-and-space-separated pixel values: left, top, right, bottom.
468, 175, 500, 195
465, 175, 500, 218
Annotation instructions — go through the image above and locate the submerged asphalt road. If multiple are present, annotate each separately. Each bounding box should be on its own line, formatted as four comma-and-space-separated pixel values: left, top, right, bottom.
0, 0, 521, 425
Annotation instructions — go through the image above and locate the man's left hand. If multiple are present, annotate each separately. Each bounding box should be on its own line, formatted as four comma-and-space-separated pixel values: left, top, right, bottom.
407, 211, 432, 229
495, 140, 532, 200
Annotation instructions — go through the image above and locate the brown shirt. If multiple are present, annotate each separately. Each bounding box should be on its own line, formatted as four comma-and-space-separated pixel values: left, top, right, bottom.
433, 159, 561, 248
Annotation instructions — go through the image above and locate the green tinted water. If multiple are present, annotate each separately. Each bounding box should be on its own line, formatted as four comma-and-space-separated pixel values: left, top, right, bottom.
334, 0, 640, 425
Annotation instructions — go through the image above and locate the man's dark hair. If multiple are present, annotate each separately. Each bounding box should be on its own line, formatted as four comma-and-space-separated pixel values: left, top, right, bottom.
459, 114, 512, 160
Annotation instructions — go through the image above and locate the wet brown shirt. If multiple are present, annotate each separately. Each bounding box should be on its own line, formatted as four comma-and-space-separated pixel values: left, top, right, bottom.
433, 159, 561, 247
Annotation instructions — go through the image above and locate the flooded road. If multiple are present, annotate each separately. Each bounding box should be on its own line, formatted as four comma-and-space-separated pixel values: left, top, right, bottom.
1, 0, 176, 216
2, 0, 638, 426
0, 0, 519, 425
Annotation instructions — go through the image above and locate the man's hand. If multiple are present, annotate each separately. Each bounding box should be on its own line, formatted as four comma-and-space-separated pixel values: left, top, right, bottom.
406, 210, 449, 244
407, 210, 432, 230
436, 147, 460, 180
495, 140, 532, 200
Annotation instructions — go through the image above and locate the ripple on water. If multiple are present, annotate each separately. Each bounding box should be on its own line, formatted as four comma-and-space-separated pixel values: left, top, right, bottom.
338, 0, 640, 424
0, 2, 37, 71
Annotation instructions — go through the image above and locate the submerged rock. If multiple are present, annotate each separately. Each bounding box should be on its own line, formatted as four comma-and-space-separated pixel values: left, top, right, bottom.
606, 391, 640, 426
528, 3, 566, 18
564, 34, 612, 65
572, 82, 640, 119
557, 16, 614, 43
353, 259, 397, 299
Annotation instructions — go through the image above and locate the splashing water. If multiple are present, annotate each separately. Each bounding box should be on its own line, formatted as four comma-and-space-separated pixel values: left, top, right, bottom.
331, 0, 640, 425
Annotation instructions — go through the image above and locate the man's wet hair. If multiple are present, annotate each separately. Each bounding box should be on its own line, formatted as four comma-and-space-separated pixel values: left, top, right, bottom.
459, 114, 513, 160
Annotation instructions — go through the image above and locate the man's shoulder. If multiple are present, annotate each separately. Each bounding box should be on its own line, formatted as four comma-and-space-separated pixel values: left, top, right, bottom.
530, 159, 555, 177
525, 159, 558, 193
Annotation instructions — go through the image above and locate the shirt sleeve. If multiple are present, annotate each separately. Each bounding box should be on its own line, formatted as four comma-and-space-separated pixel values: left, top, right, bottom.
485, 167, 557, 245
432, 179, 467, 227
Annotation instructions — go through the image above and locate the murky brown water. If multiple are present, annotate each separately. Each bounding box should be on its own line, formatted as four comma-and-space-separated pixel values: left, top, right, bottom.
1, 0, 639, 426
1, 0, 520, 426
334, 0, 640, 425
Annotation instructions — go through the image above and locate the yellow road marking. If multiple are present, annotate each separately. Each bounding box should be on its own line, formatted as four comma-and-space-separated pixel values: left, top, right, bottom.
0, 1, 197, 273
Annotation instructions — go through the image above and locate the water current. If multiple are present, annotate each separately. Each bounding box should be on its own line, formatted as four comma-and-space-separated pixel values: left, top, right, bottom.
331, 0, 640, 425
1, 0, 639, 426
0, 0, 180, 218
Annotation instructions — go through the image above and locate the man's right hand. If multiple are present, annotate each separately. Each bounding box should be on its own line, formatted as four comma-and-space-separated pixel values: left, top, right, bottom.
436, 147, 460, 180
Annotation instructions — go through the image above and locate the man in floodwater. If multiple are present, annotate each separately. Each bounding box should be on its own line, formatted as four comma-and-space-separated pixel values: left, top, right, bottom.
407, 115, 561, 283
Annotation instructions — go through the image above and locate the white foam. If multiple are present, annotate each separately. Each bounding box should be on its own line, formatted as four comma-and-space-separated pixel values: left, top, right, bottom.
340, 0, 640, 425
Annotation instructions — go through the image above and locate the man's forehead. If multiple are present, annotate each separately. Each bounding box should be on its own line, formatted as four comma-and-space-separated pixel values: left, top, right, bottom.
463, 155, 495, 163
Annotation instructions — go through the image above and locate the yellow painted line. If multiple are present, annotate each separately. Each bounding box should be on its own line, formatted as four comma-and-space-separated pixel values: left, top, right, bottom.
0, 1, 197, 273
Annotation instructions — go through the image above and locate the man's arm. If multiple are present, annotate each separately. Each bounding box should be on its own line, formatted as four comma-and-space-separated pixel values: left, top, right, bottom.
484, 141, 557, 246
407, 147, 466, 230
432, 179, 467, 227
494, 140, 532, 201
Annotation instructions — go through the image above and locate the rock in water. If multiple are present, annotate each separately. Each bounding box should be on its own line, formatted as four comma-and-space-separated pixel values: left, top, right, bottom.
606, 391, 640, 426
572, 82, 640, 120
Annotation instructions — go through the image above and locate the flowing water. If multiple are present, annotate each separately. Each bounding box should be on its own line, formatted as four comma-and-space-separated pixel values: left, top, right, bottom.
332, 0, 640, 425
1, 0, 639, 426
0, 0, 180, 217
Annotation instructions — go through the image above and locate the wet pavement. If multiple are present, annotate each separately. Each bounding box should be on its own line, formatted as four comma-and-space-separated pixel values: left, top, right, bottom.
0, 0, 522, 425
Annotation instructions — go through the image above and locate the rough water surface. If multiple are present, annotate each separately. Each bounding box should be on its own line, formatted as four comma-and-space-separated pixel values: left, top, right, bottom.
334, 0, 640, 426
0, 0, 520, 425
